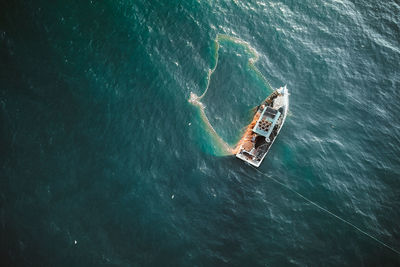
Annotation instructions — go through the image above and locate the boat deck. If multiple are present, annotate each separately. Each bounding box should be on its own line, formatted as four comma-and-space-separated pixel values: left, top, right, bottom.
235, 86, 288, 167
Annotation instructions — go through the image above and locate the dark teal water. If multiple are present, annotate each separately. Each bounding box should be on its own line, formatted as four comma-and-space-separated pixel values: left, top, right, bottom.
1, 0, 400, 266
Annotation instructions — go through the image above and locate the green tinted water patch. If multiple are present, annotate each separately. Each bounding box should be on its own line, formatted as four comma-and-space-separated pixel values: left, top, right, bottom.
189, 35, 274, 155
201, 44, 266, 145
189, 104, 231, 156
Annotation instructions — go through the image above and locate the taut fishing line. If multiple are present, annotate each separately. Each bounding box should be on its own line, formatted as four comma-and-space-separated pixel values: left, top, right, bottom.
248, 165, 400, 256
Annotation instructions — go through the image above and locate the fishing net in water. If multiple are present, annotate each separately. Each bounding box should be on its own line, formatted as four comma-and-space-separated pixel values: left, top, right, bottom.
189, 34, 274, 156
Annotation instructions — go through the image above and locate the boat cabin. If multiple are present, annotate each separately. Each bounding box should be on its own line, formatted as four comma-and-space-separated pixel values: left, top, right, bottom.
235, 86, 288, 167
252, 106, 281, 142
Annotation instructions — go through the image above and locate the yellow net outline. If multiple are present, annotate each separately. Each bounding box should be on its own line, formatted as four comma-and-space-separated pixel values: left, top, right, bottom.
189, 34, 273, 155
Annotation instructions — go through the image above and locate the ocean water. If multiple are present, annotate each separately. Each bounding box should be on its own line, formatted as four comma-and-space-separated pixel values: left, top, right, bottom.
1, 0, 400, 266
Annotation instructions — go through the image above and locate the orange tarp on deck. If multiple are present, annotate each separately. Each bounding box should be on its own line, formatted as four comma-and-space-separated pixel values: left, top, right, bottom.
232, 111, 261, 154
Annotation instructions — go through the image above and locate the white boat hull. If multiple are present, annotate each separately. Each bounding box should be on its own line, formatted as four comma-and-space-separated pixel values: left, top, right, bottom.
235, 86, 289, 167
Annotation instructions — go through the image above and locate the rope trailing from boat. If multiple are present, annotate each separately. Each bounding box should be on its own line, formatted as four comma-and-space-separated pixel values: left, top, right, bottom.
248, 165, 400, 257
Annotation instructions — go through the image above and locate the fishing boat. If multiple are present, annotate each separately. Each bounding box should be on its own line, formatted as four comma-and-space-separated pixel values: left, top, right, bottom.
235, 86, 289, 167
